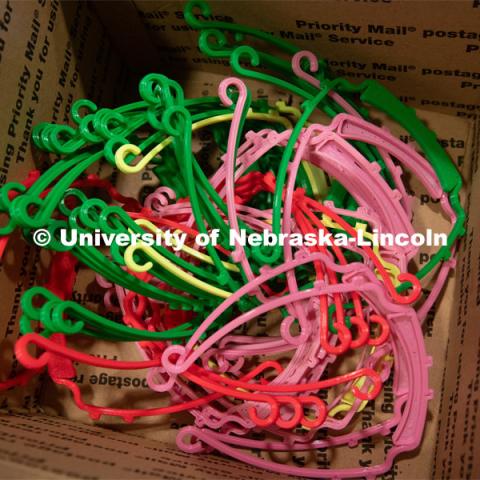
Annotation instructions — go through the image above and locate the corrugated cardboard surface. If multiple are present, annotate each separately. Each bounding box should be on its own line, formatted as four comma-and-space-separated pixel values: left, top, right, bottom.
0, 413, 286, 480
95, 0, 480, 117
432, 116, 480, 480
0, 0, 129, 411
0, 1, 479, 479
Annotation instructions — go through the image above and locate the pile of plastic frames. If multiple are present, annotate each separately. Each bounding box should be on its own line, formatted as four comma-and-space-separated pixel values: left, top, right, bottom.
0, 1, 465, 478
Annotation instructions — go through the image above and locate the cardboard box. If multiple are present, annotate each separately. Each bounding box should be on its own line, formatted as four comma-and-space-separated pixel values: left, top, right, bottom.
0, 1, 478, 478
